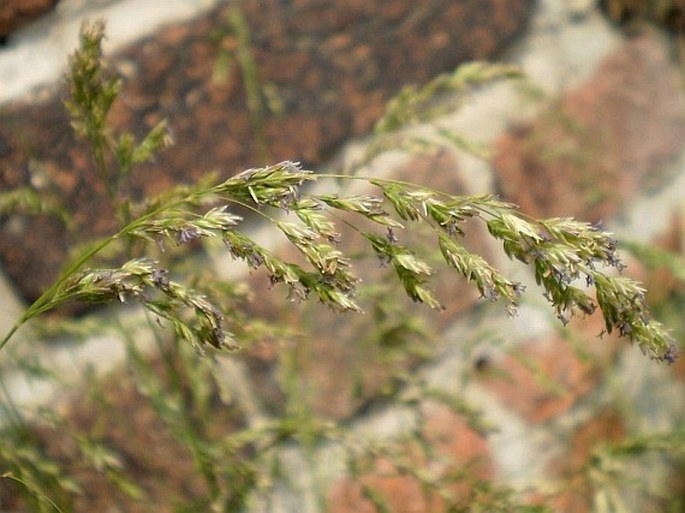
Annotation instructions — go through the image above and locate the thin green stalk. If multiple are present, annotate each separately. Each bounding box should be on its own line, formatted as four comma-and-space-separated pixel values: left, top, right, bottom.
0, 163, 305, 351
318, 172, 510, 219
0, 192, 205, 351
1, 473, 64, 513
227, 1, 271, 162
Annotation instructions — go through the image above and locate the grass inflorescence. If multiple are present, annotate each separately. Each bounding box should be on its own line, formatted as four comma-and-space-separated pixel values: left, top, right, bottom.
0, 21, 677, 364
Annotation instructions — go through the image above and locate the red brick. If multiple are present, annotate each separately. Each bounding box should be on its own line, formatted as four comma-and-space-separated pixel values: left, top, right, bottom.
547, 409, 626, 513
327, 402, 492, 513
0, 0, 58, 38
494, 31, 685, 221
479, 334, 601, 423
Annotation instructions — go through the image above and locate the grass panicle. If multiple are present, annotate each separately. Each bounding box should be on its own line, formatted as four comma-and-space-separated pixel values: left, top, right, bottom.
0, 22, 677, 363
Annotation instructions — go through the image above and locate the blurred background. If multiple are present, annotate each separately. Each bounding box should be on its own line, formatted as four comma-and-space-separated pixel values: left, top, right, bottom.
1, 1, 685, 512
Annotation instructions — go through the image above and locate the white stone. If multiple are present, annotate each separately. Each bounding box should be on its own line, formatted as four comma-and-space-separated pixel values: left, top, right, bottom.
0, 0, 221, 105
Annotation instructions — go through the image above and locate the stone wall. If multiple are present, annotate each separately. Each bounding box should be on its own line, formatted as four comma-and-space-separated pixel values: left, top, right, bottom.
1, 1, 685, 512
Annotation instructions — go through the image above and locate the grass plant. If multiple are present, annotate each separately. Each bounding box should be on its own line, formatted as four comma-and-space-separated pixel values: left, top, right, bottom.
0, 19, 683, 512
